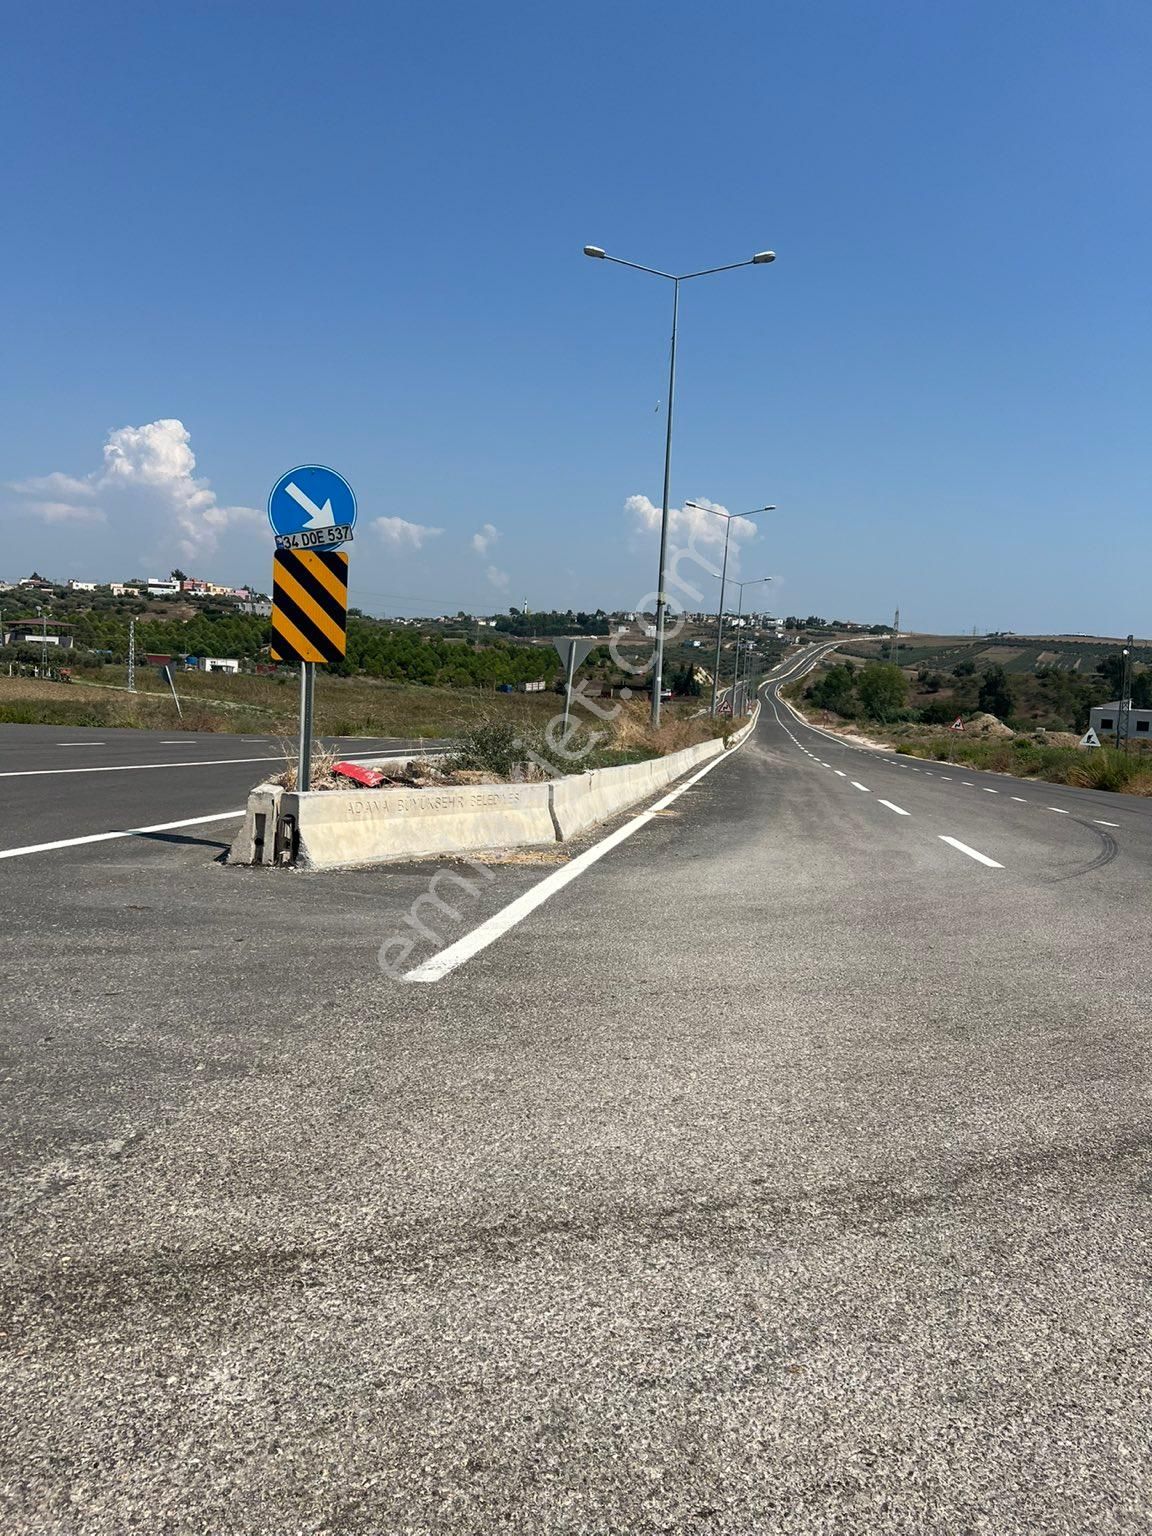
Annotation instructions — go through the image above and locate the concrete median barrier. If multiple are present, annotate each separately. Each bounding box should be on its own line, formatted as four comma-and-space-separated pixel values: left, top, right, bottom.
228, 708, 759, 870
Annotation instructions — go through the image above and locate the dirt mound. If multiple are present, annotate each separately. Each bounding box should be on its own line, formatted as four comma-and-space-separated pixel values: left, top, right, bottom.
969, 711, 1014, 737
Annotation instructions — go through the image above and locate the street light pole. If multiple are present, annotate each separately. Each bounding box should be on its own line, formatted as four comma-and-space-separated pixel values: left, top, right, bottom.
584, 244, 776, 726
686, 500, 775, 715
710, 573, 772, 714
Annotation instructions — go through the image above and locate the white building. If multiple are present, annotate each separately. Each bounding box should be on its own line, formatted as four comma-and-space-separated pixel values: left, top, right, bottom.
1090, 700, 1152, 745
146, 578, 181, 596
198, 657, 240, 674
67, 579, 97, 592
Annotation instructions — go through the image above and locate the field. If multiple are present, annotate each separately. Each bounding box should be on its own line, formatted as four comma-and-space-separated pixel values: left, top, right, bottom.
0, 666, 722, 745
0, 670, 566, 738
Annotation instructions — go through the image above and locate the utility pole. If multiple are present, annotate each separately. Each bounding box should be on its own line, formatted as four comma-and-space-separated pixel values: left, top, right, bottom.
889, 607, 900, 668
38, 607, 48, 676
1119, 635, 1134, 751
127, 617, 136, 693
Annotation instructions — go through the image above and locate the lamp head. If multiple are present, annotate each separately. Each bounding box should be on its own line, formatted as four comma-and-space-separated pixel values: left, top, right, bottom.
751, 250, 776, 264
583, 246, 606, 259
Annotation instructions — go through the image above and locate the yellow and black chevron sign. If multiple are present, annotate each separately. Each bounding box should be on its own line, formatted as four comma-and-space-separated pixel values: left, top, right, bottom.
271, 549, 348, 664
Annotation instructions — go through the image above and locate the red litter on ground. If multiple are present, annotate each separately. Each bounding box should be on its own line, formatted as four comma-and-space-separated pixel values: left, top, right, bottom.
332, 761, 387, 787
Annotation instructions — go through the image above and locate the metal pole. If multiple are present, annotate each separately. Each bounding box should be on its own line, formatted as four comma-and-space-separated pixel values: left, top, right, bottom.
127, 617, 136, 693
38, 608, 48, 676
710, 517, 732, 717
562, 640, 578, 734
298, 662, 315, 792
732, 583, 746, 713
1120, 637, 1133, 751
163, 665, 183, 719
651, 278, 679, 728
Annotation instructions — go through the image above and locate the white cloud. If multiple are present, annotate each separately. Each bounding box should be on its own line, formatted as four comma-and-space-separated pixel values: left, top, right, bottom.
32, 500, 107, 525
7, 419, 259, 561
625, 493, 759, 553
471, 522, 500, 555
372, 515, 444, 550
486, 565, 510, 591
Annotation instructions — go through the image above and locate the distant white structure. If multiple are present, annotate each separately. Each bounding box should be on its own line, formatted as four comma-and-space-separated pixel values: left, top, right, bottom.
67, 579, 97, 592
1090, 700, 1152, 745
146, 577, 181, 596
198, 657, 240, 674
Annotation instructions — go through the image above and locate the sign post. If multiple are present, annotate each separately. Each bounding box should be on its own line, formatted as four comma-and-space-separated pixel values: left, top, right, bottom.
552, 637, 598, 732
268, 466, 356, 789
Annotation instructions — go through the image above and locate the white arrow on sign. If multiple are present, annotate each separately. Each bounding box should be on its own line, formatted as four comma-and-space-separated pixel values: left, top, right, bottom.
285, 480, 335, 530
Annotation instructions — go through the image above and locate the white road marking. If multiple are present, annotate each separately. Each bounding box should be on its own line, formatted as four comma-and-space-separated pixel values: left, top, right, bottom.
0, 811, 245, 862
834, 770, 847, 777
851, 781, 871, 792
939, 776, 952, 781
961, 781, 974, 786
1010, 796, 1028, 802
56, 742, 106, 747
939, 836, 1004, 869
879, 800, 910, 815
1048, 807, 1069, 815
982, 787, 998, 794
1095, 820, 1120, 827
0, 750, 386, 779
405, 735, 753, 983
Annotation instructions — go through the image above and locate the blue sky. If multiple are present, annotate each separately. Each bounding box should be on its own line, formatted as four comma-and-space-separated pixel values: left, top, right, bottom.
1, 1, 1148, 634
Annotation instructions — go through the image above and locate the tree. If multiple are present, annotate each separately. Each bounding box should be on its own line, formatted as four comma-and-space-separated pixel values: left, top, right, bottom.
170, 568, 188, 583
856, 663, 908, 722
808, 664, 857, 715
977, 665, 1014, 720
952, 659, 976, 678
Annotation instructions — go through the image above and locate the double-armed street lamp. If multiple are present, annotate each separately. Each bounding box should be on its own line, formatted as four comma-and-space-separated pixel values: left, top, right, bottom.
685, 500, 776, 716
583, 244, 776, 726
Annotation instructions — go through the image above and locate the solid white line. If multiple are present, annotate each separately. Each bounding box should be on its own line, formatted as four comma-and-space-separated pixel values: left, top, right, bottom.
939, 836, 1004, 869
878, 800, 910, 815
0, 811, 245, 862
1095, 820, 1120, 827
405, 740, 752, 983
851, 781, 871, 792
0, 749, 385, 779
1048, 807, 1069, 815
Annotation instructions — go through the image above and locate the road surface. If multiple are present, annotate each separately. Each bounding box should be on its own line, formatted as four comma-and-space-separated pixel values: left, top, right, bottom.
1, 661, 1148, 1534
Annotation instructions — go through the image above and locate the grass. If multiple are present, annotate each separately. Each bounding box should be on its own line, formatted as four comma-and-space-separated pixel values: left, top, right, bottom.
0, 670, 565, 738
896, 736, 1152, 795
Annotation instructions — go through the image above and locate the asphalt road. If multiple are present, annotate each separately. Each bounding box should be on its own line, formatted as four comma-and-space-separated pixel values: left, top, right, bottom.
0, 725, 450, 850
1, 659, 1149, 1534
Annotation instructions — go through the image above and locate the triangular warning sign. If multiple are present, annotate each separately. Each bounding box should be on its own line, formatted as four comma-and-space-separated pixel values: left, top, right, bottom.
1079, 728, 1101, 748
949, 716, 964, 731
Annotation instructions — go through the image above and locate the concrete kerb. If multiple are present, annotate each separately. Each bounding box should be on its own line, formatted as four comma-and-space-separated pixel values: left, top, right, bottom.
228, 707, 760, 870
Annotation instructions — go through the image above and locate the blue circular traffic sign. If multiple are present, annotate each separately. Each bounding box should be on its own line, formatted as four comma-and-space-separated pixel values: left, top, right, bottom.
268, 465, 357, 550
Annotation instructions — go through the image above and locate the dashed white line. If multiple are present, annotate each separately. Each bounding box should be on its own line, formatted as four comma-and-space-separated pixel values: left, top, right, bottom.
1010, 796, 1028, 803
982, 788, 998, 794
1048, 807, 1069, 815
834, 770, 847, 777
1095, 820, 1120, 827
879, 800, 910, 816
961, 781, 974, 786
939, 836, 1004, 869
56, 742, 106, 747
939, 776, 952, 781
851, 782, 871, 793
